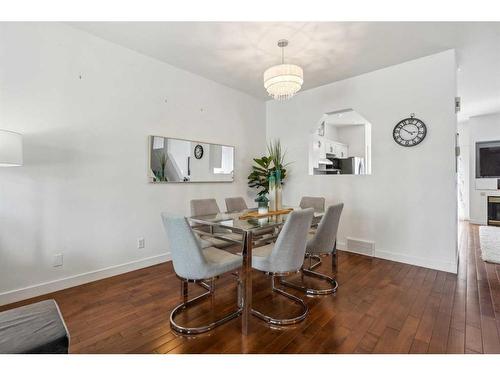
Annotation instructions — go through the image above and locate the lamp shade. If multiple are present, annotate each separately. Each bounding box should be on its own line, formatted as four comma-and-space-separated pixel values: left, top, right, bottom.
0, 130, 23, 167
263, 64, 303, 101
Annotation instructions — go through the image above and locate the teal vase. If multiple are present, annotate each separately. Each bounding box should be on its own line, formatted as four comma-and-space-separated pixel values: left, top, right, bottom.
275, 169, 281, 184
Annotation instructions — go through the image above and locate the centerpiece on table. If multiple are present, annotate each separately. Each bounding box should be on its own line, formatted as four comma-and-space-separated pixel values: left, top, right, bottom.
247, 139, 289, 212
255, 195, 270, 214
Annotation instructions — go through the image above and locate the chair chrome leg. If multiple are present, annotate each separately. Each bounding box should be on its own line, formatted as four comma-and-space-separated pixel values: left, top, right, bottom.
280, 253, 339, 295
331, 240, 338, 273
301, 267, 338, 294
251, 276, 308, 325
181, 279, 188, 304
209, 278, 216, 309
332, 250, 338, 274
309, 254, 322, 270
170, 276, 242, 335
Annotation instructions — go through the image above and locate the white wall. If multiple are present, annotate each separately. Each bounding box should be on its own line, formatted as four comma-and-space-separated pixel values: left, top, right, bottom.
457, 121, 470, 220
467, 112, 500, 224
336, 125, 365, 157
267, 50, 458, 273
324, 124, 339, 140
0, 23, 266, 304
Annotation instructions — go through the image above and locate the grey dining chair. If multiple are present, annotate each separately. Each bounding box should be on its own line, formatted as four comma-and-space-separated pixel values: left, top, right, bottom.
190, 198, 220, 217
281, 203, 343, 295
299, 196, 325, 212
250, 208, 314, 325
299, 196, 325, 234
225, 197, 248, 213
190, 198, 242, 247
161, 213, 243, 334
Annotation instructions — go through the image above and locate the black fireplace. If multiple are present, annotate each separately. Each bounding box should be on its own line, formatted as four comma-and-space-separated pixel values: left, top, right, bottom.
488, 196, 500, 226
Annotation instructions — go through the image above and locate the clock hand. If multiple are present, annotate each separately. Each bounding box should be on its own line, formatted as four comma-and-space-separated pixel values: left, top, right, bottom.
401, 128, 415, 136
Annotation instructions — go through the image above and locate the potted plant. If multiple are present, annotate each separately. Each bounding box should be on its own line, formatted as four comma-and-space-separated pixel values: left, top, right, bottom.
255, 195, 270, 214
248, 139, 289, 208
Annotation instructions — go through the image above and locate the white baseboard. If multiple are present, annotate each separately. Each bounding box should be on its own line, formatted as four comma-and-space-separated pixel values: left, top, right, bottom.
0, 252, 171, 306
336, 241, 373, 257
375, 250, 457, 274
337, 242, 457, 274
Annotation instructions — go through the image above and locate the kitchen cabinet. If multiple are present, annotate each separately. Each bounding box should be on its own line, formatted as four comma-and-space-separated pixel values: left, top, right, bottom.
325, 140, 335, 155
328, 141, 348, 158
317, 139, 326, 159
337, 143, 349, 158
310, 136, 349, 173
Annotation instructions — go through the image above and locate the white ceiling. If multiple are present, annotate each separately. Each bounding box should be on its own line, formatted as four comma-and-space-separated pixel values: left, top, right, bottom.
68, 22, 500, 120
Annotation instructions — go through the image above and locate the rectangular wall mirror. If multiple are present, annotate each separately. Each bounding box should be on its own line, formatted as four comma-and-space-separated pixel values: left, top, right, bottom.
148, 136, 234, 183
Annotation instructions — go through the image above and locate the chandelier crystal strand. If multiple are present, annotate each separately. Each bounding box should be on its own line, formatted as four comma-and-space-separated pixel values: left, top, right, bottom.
263, 40, 303, 101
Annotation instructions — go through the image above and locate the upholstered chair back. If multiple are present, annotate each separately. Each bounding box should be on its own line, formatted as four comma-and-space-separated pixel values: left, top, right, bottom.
269, 208, 314, 273
299, 196, 325, 212
190, 199, 220, 216
307, 203, 344, 254
161, 214, 207, 280
225, 197, 248, 213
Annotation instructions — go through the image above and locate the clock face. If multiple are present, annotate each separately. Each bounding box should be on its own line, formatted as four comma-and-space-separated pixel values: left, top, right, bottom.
194, 144, 204, 159
393, 117, 427, 147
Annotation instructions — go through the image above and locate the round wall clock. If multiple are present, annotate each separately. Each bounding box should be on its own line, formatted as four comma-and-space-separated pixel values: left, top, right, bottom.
393, 114, 427, 147
194, 144, 204, 159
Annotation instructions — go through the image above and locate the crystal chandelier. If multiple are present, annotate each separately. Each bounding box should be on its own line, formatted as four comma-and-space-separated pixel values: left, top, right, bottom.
263, 39, 303, 101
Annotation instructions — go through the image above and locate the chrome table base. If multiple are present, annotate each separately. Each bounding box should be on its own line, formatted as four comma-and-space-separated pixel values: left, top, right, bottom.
251, 275, 309, 326
170, 276, 242, 335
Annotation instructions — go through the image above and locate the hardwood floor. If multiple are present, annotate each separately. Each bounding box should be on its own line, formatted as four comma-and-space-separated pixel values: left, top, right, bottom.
2, 222, 500, 353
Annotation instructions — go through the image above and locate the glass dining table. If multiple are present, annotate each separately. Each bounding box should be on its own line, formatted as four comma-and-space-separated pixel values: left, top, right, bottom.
189, 208, 323, 335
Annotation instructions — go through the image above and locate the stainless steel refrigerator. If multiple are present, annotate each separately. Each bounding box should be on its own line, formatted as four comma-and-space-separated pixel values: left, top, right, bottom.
339, 157, 365, 174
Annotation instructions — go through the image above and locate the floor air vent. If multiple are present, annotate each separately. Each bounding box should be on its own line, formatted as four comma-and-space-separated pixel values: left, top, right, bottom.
346, 237, 375, 257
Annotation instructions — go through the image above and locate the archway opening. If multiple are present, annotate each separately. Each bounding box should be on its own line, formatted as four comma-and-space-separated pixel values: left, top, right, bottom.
309, 108, 372, 175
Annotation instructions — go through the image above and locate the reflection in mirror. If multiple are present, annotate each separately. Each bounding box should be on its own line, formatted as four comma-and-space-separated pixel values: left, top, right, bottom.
149, 136, 234, 183
309, 109, 372, 175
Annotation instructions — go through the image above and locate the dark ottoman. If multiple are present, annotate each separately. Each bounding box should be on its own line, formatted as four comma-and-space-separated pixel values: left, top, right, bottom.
0, 299, 70, 354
